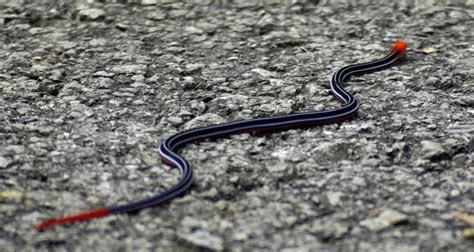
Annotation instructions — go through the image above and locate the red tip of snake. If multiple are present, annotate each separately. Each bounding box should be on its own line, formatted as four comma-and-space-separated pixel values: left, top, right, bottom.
34, 208, 110, 231
391, 41, 408, 55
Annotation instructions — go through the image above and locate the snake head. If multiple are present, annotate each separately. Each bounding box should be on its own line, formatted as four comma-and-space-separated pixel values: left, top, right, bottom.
391, 41, 408, 59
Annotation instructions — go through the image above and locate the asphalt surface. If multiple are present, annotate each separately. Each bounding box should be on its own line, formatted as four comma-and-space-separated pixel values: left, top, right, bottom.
0, 0, 473, 251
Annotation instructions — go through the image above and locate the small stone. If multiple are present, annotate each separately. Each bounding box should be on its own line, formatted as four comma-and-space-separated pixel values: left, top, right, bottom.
222, 42, 234, 50
251, 68, 277, 78
233, 231, 249, 241
183, 113, 226, 130
115, 23, 129, 31
0, 157, 12, 169
309, 220, 349, 240
32, 56, 43, 61
141, 0, 158, 5
387, 211, 409, 225
455, 213, 474, 226
167, 116, 183, 126
185, 63, 205, 74
110, 64, 147, 74
16, 107, 30, 115
184, 26, 204, 34
5, 145, 25, 154
425, 76, 439, 86
227, 56, 238, 61
179, 230, 223, 251
422, 46, 438, 54
131, 75, 145, 82
183, 76, 194, 84
463, 228, 474, 239
422, 27, 435, 34
360, 209, 409, 231
89, 39, 107, 47
147, 11, 166, 21
352, 176, 367, 187
78, 8, 106, 21
368, 208, 382, 218
420, 140, 448, 160
0, 191, 25, 202
450, 189, 460, 197
326, 191, 343, 206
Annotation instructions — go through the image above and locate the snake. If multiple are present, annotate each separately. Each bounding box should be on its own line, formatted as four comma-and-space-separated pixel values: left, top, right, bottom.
35, 40, 408, 230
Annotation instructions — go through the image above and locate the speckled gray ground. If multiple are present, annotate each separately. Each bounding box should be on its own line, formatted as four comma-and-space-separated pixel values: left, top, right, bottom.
0, 0, 473, 251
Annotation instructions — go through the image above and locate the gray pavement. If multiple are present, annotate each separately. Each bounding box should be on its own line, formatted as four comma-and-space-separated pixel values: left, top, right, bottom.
0, 0, 473, 251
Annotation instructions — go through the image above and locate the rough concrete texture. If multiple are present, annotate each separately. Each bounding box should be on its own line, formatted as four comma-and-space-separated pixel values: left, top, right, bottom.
0, 0, 473, 251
